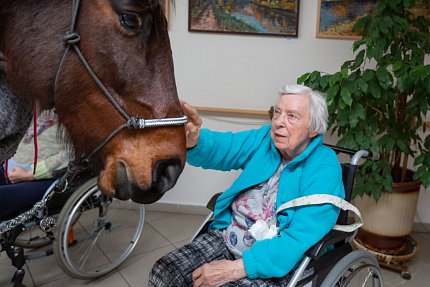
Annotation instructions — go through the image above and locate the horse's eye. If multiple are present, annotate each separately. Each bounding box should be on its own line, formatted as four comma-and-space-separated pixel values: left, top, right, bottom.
120, 12, 144, 32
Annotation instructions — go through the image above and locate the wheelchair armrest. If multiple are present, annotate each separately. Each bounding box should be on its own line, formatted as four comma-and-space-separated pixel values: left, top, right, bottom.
206, 193, 222, 211
305, 229, 354, 259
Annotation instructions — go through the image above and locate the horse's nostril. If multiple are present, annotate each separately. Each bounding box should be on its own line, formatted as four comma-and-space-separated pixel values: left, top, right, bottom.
152, 158, 183, 193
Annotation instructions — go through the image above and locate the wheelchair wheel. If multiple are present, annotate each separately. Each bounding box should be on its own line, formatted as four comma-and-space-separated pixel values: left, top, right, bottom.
321, 250, 383, 287
53, 177, 145, 279
13, 221, 53, 249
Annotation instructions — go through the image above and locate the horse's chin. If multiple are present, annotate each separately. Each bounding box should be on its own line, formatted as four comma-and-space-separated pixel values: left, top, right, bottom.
113, 182, 165, 204
130, 189, 164, 204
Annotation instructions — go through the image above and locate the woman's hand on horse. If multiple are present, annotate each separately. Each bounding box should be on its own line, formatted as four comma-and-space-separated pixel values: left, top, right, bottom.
180, 100, 202, 149
8, 166, 36, 183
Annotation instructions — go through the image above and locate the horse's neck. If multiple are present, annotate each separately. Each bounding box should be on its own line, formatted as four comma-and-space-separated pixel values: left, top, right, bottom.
0, 1, 69, 111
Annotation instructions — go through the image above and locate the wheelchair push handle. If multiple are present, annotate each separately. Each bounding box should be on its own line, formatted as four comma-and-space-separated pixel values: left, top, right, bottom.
325, 144, 380, 165
351, 150, 380, 165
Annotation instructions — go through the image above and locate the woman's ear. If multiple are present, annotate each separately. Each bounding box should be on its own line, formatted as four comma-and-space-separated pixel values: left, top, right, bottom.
309, 131, 319, 138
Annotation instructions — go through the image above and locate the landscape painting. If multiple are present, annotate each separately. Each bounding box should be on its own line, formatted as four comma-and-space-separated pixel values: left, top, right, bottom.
317, 0, 376, 39
189, 0, 300, 37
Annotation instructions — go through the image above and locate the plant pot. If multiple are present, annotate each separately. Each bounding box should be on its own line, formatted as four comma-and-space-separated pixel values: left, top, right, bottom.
354, 180, 421, 250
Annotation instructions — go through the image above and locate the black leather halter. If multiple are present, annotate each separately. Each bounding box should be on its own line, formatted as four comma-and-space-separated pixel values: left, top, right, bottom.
54, 0, 187, 163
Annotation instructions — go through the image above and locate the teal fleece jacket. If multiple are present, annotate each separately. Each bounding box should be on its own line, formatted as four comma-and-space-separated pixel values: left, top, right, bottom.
187, 124, 344, 279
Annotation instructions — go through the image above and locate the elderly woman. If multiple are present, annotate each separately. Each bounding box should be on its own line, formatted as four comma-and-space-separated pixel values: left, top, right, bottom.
0, 110, 69, 221
149, 84, 344, 287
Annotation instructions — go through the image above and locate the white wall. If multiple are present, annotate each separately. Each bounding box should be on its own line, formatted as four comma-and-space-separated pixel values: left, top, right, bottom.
158, 1, 430, 224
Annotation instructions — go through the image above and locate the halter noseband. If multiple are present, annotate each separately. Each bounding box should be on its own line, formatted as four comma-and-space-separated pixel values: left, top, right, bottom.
54, 0, 187, 163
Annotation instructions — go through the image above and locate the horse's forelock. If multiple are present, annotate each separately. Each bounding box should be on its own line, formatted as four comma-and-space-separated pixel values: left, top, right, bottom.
145, 0, 175, 16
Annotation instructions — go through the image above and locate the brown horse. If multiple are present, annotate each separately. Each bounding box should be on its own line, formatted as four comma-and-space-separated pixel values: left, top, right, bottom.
0, 0, 187, 204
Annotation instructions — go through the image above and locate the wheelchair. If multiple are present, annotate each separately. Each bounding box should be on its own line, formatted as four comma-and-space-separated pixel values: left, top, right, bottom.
0, 170, 145, 287
191, 145, 384, 287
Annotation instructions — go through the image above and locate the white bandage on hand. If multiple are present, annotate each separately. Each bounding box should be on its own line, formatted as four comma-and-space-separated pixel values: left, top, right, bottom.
249, 219, 278, 240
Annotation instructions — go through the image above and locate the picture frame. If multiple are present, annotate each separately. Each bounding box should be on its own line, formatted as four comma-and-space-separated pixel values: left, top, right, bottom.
188, 0, 300, 37
164, 0, 170, 22
316, 0, 376, 40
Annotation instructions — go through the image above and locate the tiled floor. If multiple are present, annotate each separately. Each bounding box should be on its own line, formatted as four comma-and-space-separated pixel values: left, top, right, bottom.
1, 210, 429, 287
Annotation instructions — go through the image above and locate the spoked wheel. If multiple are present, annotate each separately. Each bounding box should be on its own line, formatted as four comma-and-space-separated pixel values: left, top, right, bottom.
53, 177, 145, 279
13, 221, 53, 249
321, 250, 384, 287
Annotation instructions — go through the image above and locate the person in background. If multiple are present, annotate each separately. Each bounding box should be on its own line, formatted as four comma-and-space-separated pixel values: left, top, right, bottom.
0, 110, 70, 220
148, 84, 344, 286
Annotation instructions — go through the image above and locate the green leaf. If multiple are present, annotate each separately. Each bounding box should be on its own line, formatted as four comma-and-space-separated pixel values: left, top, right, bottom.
369, 81, 381, 98
356, 103, 366, 119
357, 78, 368, 93
309, 71, 320, 82
341, 88, 353, 106
351, 50, 365, 70
373, 44, 383, 61
362, 70, 375, 81
320, 75, 329, 90
297, 73, 310, 84
352, 15, 369, 32
329, 72, 342, 86
341, 60, 354, 70
326, 84, 340, 101
392, 61, 403, 72
396, 139, 410, 154
376, 67, 390, 83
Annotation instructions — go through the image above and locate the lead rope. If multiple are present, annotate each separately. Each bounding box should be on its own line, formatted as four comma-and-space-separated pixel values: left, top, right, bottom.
33, 97, 38, 174
3, 160, 8, 182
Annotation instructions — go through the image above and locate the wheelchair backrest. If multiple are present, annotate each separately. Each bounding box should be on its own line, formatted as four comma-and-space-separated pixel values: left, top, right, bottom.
338, 163, 358, 225
324, 144, 360, 226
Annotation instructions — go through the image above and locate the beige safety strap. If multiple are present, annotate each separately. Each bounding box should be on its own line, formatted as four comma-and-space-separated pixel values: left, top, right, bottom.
275, 194, 363, 232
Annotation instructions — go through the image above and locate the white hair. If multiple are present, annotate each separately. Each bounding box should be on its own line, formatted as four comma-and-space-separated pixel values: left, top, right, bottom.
279, 84, 328, 135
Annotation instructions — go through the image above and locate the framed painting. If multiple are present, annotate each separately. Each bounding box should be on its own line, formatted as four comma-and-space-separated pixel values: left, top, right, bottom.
316, 0, 376, 40
188, 0, 300, 37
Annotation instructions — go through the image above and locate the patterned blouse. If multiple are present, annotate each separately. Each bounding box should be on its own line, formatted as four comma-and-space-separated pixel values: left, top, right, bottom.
223, 160, 287, 258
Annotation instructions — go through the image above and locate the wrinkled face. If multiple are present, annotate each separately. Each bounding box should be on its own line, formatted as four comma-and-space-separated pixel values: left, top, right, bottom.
270, 93, 318, 161
53, 0, 186, 203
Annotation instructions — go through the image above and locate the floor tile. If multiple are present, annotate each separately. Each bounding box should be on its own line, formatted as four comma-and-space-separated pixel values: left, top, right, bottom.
144, 210, 176, 224
36, 270, 129, 287
147, 213, 206, 244
24, 247, 69, 286
412, 232, 430, 265
118, 245, 176, 287
400, 262, 430, 286
131, 222, 172, 256
0, 258, 34, 287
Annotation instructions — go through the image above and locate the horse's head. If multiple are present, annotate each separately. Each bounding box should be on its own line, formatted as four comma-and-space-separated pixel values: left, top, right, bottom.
0, 0, 186, 204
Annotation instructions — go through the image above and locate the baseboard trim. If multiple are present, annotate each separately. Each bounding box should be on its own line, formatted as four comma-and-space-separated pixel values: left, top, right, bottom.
145, 202, 210, 216
413, 222, 430, 233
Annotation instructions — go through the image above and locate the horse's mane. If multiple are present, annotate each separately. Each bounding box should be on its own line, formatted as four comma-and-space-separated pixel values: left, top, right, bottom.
57, 122, 76, 160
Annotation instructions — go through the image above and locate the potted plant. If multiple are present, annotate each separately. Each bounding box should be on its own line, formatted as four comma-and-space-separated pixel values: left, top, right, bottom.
297, 0, 430, 254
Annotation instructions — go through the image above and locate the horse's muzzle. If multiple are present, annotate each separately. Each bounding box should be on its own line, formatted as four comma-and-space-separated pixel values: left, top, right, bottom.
114, 157, 183, 204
